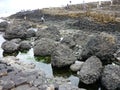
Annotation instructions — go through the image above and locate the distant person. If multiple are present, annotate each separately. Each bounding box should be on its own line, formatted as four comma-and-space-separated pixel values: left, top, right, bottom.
24, 16, 27, 20
41, 16, 45, 23
83, 0, 86, 11
97, 1, 102, 9
66, 4, 69, 9
110, 0, 113, 6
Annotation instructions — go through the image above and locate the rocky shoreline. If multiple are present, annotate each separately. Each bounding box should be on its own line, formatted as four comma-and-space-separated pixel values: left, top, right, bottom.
0, 1, 120, 89
0, 56, 84, 90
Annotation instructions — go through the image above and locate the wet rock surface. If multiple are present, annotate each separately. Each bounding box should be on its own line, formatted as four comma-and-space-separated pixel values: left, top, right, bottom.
1, 3, 120, 89
0, 56, 81, 90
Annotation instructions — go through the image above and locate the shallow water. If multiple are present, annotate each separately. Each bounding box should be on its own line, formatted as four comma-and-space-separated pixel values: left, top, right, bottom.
0, 19, 106, 89
0, 32, 79, 87
0, 33, 106, 90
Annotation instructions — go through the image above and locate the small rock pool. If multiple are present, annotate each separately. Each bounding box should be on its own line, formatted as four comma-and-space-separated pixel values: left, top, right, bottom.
0, 19, 105, 90
0, 32, 106, 90
0, 32, 79, 87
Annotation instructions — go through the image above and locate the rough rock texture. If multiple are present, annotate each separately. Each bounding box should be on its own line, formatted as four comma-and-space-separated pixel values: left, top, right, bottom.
10, 39, 22, 44
0, 21, 8, 32
81, 32, 117, 65
3, 24, 27, 40
77, 56, 102, 84
113, 49, 120, 65
73, 31, 93, 47
51, 44, 77, 67
59, 84, 86, 90
101, 64, 120, 90
26, 29, 36, 38
0, 60, 46, 90
113, 0, 120, 5
36, 26, 61, 41
19, 41, 31, 50
70, 61, 84, 72
9, 9, 43, 21
34, 38, 57, 56
72, 18, 120, 32
61, 36, 76, 48
1, 41, 19, 53
0, 57, 82, 90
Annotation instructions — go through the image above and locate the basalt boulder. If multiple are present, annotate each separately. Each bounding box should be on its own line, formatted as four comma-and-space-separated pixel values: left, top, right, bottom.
101, 64, 120, 90
1, 41, 19, 53
61, 36, 76, 49
81, 32, 117, 65
19, 41, 31, 51
34, 38, 57, 56
77, 56, 102, 84
0, 21, 8, 32
36, 26, 61, 41
73, 31, 93, 47
10, 38, 22, 44
51, 44, 76, 67
3, 24, 27, 40
26, 29, 36, 38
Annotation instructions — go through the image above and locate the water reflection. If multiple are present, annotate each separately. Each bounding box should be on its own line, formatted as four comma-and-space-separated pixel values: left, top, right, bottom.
0, 32, 79, 87
17, 48, 53, 77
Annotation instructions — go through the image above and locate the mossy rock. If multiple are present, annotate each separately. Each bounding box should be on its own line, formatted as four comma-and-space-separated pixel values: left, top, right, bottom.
35, 56, 51, 63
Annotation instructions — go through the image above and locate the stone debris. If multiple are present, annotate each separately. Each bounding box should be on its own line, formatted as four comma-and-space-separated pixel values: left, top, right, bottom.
0, 58, 81, 90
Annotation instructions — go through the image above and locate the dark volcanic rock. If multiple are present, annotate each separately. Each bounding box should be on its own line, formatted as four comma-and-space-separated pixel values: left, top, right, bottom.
61, 36, 76, 48
72, 18, 120, 32
36, 26, 61, 41
81, 32, 117, 65
9, 10, 43, 21
73, 31, 92, 47
10, 38, 22, 44
0, 21, 8, 32
3, 24, 27, 40
101, 64, 120, 90
19, 41, 31, 50
34, 38, 57, 56
26, 29, 36, 38
1, 41, 19, 53
51, 44, 76, 67
113, 0, 120, 5
77, 56, 102, 84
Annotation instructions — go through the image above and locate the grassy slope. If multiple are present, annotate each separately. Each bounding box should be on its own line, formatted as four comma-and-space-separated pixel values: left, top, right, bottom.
41, 1, 120, 23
